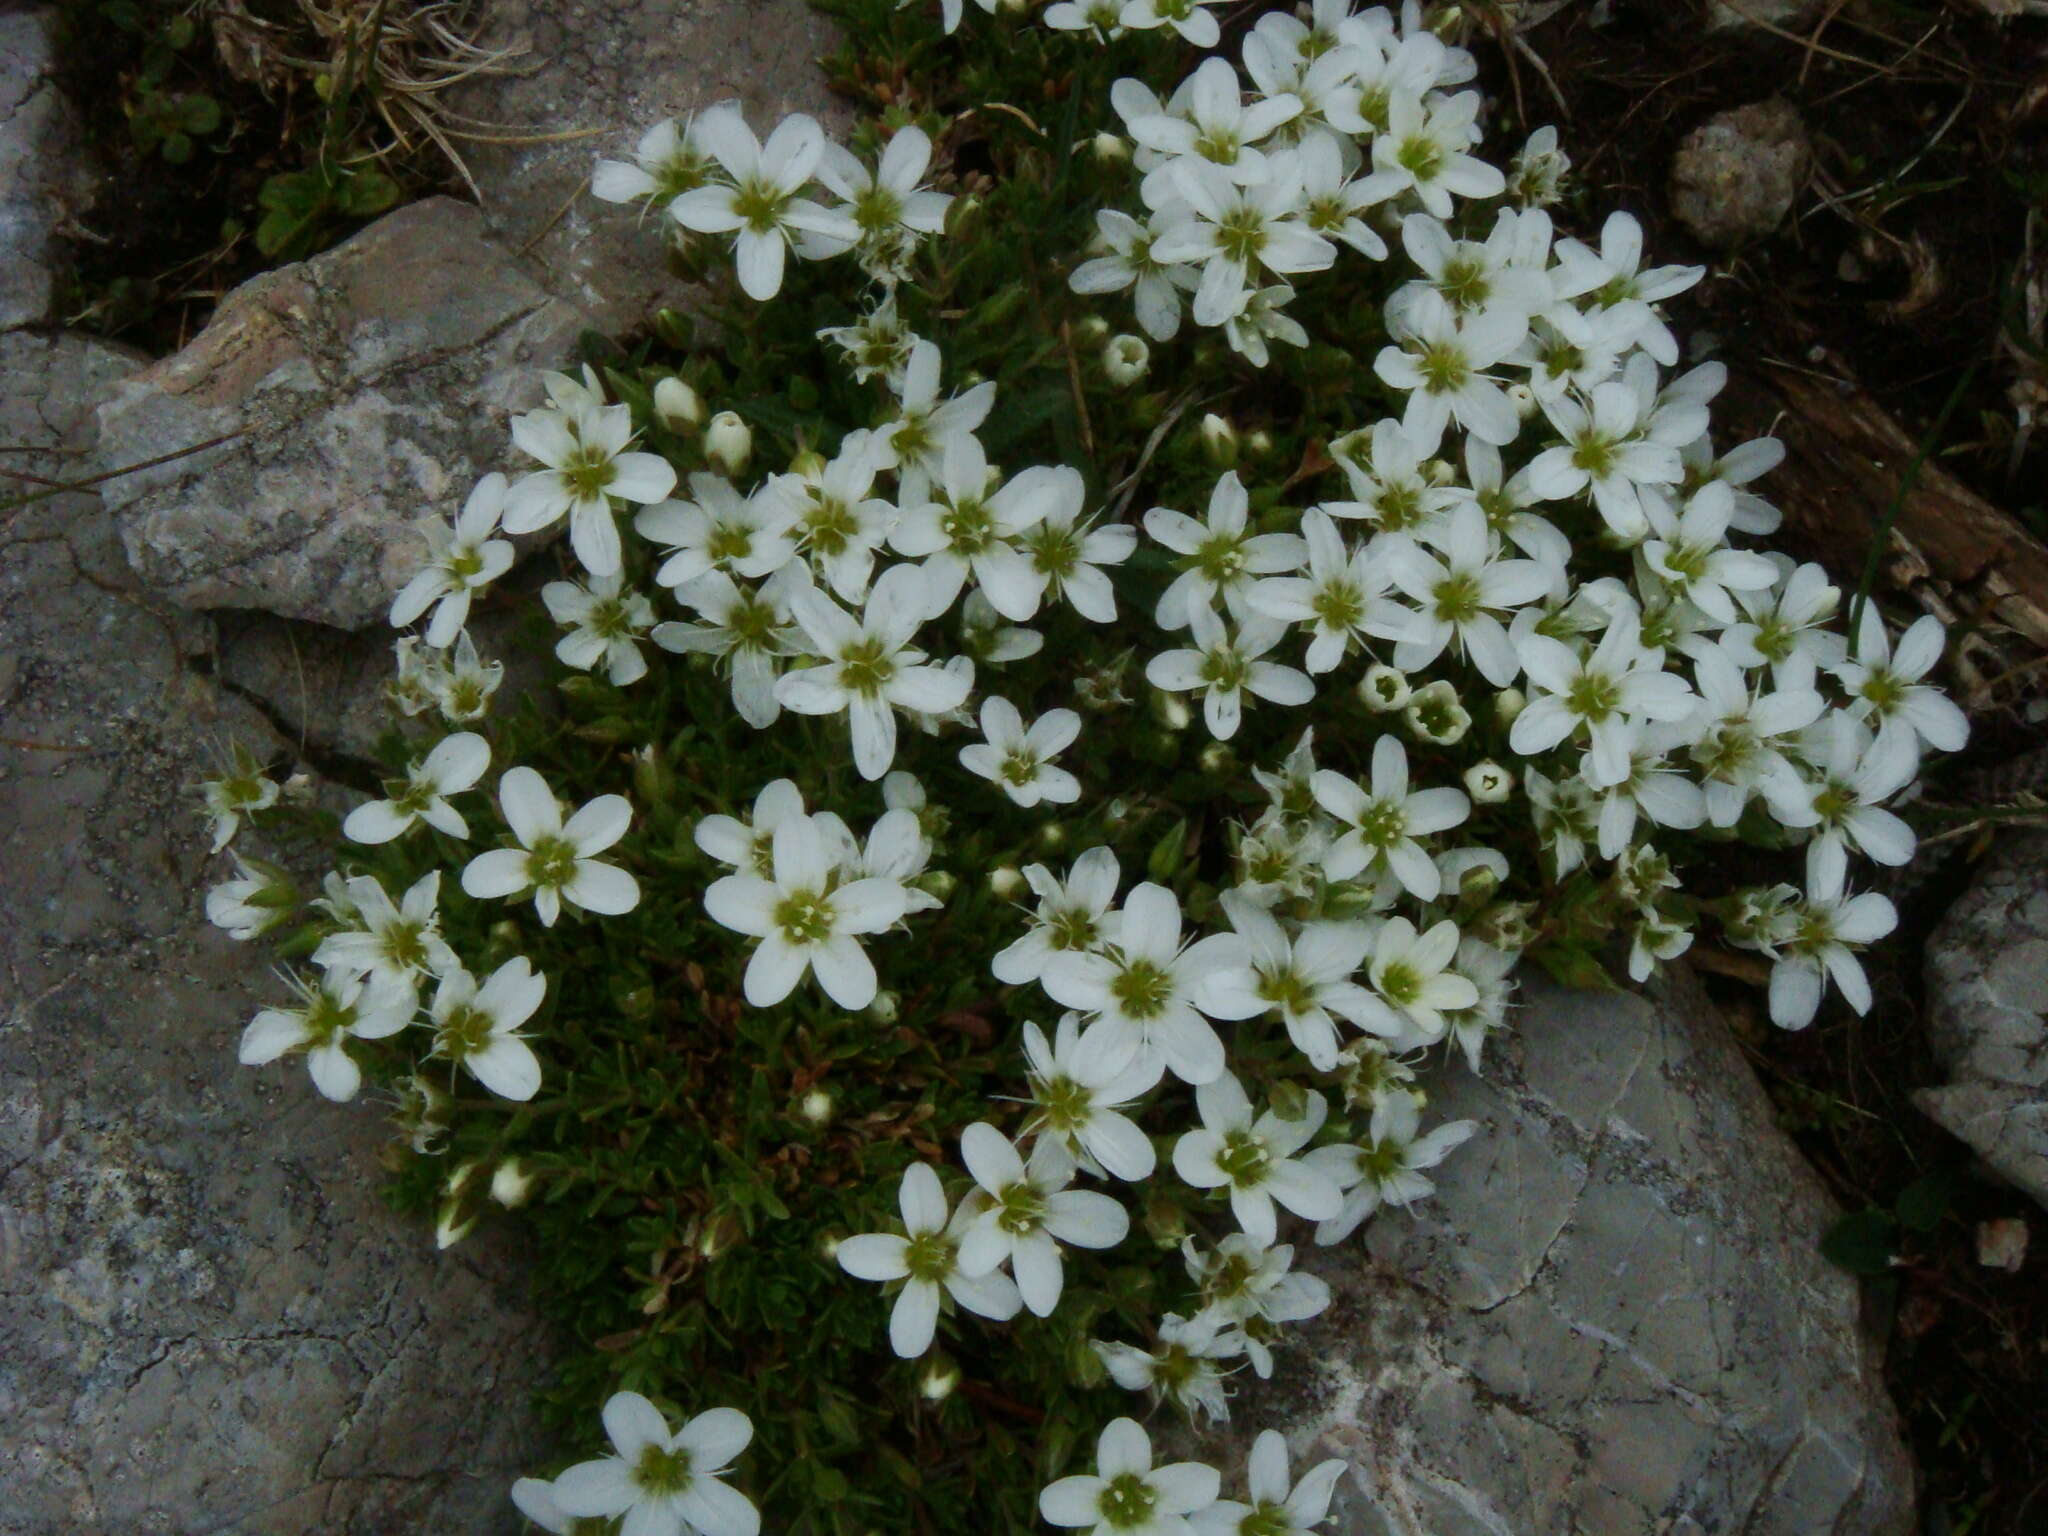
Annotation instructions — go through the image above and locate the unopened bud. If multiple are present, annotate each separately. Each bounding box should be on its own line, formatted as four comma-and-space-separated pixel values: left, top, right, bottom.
1091, 131, 1129, 164
1198, 741, 1235, 775
1494, 687, 1528, 725
1102, 334, 1150, 388
705, 411, 752, 477
787, 447, 829, 481
868, 990, 900, 1025
435, 1200, 478, 1251
1199, 413, 1239, 467
1153, 689, 1192, 731
1074, 315, 1111, 344
696, 1211, 742, 1259
1507, 383, 1538, 420
798, 1087, 836, 1125
1244, 429, 1274, 460
988, 865, 1025, 899
1359, 664, 1411, 711
1038, 821, 1071, 850
654, 375, 705, 433
920, 1356, 962, 1400
490, 1159, 535, 1208
1464, 760, 1514, 804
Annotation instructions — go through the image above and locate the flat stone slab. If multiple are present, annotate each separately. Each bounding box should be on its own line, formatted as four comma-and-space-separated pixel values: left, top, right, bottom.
1235, 970, 1915, 1536
93, 197, 589, 630
0, 331, 546, 1535
1918, 834, 2048, 1210
0, 9, 97, 330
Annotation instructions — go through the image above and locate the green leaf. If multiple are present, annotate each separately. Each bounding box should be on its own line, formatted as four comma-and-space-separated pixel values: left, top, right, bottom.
1820, 1209, 1899, 1275
179, 94, 222, 136
338, 168, 401, 217
1145, 817, 1188, 885
1895, 1172, 1955, 1233
160, 132, 192, 165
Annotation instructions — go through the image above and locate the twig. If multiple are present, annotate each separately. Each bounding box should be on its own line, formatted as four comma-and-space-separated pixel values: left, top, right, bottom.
1712, 0, 1892, 71
1058, 319, 1097, 462
0, 431, 248, 521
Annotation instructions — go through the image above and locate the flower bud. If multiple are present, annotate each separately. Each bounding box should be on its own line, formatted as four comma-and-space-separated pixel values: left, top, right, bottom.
919, 1356, 962, 1401
1507, 383, 1538, 420
705, 411, 752, 477
798, 1087, 836, 1125
490, 1159, 535, 1208
988, 865, 1025, 899
696, 1211, 742, 1259
1199, 413, 1239, 467
1038, 821, 1071, 850
1405, 679, 1471, 745
1464, 760, 1514, 804
1358, 664, 1411, 711
1152, 689, 1192, 731
919, 870, 958, 902
1073, 315, 1111, 344
435, 1200, 478, 1251
1102, 334, 1150, 388
1494, 686, 1528, 725
654, 375, 705, 433
1244, 429, 1274, 460
1198, 742, 1235, 775
445, 1158, 484, 1198
867, 990, 900, 1025
632, 743, 673, 805
787, 446, 828, 482
1091, 131, 1129, 164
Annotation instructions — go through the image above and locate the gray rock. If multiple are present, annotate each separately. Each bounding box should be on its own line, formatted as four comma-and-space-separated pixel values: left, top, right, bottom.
447, 0, 850, 330
0, 10, 98, 330
1670, 99, 1812, 251
1229, 970, 1915, 1536
1707, 0, 1820, 28
1917, 834, 2048, 1210
93, 197, 590, 630
0, 331, 546, 1535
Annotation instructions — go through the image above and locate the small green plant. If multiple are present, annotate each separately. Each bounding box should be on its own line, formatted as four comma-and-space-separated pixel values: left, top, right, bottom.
254, 160, 403, 260
101, 1, 222, 163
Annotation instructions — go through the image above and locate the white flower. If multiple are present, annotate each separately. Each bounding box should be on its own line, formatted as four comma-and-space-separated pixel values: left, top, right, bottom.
635, 473, 798, 591
1147, 603, 1314, 742
890, 437, 1059, 620
1511, 613, 1696, 788
342, 732, 491, 844
1070, 208, 1201, 343
652, 564, 811, 729
759, 432, 896, 601
1551, 211, 1702, 366
428, 629, 506, 724
1367, 89, 1503, 219
695, 777, 809, 875
1522, 364, 1685, 541
1834, 607, 1968, 784
389, 473, 516, 646
1022, 1013, 1162, 1180
1722, 558, 1843, 683
1764, 845, 1899, 1030
460, 767, 640, 927
960, 697, 1083, 806
428, 956, 547, 1101
1372, 289, 1524, 455
1310, 736, 1470, 899
776, 563, 974, 780
1364, 917, 1479, 1047
1189, 1430, 1347, 1536
1183, 1233, 1330, 1333
1639, 482, 1778, 625
1385, 503, 1554, 686
836, 1162, 1024, 1357
869, 340, 997, 506
1094, 1311, 1242, 1424
1198, 892, 1391, 1069
1309, 1093, 1477, 1244
816, 124, 951, 279
1396, 210, 1553, 324
591, 116, 714, 206
703, 813, 911, 1008
543, 571, 657, 686
705, 411, 753, 478
313, 871, 455, 989
1039, 1418, 1222, 1536
1043, 881, 1247, 1085
1152, 161, 1335, 328
1221, 283, 1311, 368
1294, 130, 1391, 260
550, 1393, 759, 1536
206, 855, 293, 940
1124, 57, 1299, 191
820, 292, 919, 388
502, 392, 677, 577
669, 106, 859, 300
993, 846, 1124, 987
509, 1475, 578, 1535
1685, 644, 1824, 828
1146, 471, 1307, 630
239, 969, 415, 1102
1117, 0, 1227, 48
1172, 1073, 1341, 1245
201, 745, 279, 852
1046, 0, 1126, 40
1104, 333, 1151, 387
1770, 713, 1916, 890
1021, 486, 1136, 625
956, 1124, 1129, 1316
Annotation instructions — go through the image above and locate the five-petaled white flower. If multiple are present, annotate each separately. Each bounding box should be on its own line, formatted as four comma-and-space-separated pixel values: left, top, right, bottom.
704, 812, 911, 1008
1190, 1430, 1348, 1536
1146, 471, 1308, 630
960, 698, 1083, 807
1309, 1093, 1478, 1245
1833, 606, 1968, 785
776, 563, 974, 780
1198, 893, 1391, 1071
1039, 1417, 1222, 1536
460, 767, 640, 927
389, 473, 516, 647
1310, 736, 1470, 900
427, 956, 547, 1101
836, 1162, 1023, 1358
239, 969, 415, 1103
1022, 1012, 1163, 1181
1172, 1073, 1342, 1246
550, 1393, 761, 1536
343, 732, 491, 845
669, 105, 859, 300
312, 871, 455, 991
543, 571, 658, 686
1147, 603, 1314, 742
956, 1124, 1130, 1316
1364, 917, 1478, 1047
993, 846, 1124, 987
503, 391, 677, 578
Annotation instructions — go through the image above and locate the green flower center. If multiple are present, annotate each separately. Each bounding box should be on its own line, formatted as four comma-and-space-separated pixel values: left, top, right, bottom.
527, 834, 580, 890
1028, 525, 1080, 577
940, 497, 995, 554
1110, 957, 1173, 1020
774, 889, 836, 945
1417, 342, 1468, 395
1312, 580, 1365, 631
1566, 671, 1621, 722
1257, 965, 1317, 1017
1397, 135, 1444, 181
1431, 571, 1483, 623
707, 525, 755, 564
1216, 209, 1271, 267
1378, 960, 1421, 1006
563, 446, 619, 501
1098, 1473, 1158, 1530
438, 1001, 493, 1059
1039, 1073, 1094, 1134
904, 1230, 954, 1284
1215, 1129, 1272, 1187
447, 546, 485, 582
854, 185, 905, 235
803, 497, 858, 556
1048, 906, 1101, 952
1571, 433, 1618, 480
1001, 750, 1041, 787
380, 920, 428, 974
838, 637, 897, 697
1354, 799, 1407, 849
995, 1179, 1046, 1236
731, 177, 792, 232
633, 1442, 695, 1497
1437, 254, 1490, 311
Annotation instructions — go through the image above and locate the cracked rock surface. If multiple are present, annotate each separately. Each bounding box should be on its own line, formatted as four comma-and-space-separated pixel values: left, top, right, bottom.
1235, 970, 1915, 1536
0, 332, 546, 1536
448, 0, 850, 331
1918, 835, 2048, 1210
93, 197, 590, 630
1669, 99, 1811, 251
0, 9, 97, 330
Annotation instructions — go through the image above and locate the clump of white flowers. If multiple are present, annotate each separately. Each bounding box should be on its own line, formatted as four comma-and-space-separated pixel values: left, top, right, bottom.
196, 1, 1970, 1526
